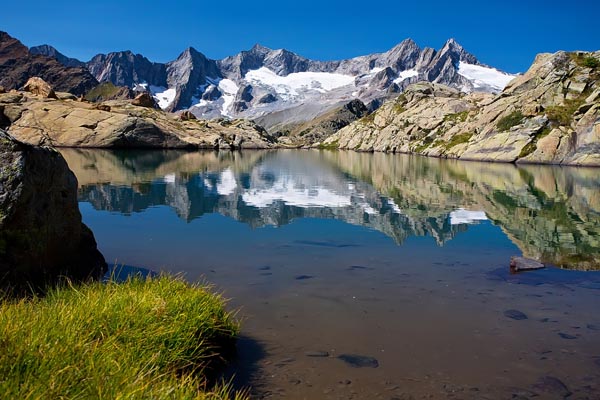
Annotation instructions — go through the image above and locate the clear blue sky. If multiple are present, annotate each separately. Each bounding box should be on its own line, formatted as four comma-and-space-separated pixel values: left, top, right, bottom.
1, 0, 598, 73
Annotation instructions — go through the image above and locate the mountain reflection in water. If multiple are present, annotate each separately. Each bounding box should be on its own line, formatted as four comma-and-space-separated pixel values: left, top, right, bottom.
60, 149, 600, 270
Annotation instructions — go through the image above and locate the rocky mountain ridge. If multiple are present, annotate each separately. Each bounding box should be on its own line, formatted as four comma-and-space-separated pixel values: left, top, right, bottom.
0, 32, 98, 95
29, 36, 514, 122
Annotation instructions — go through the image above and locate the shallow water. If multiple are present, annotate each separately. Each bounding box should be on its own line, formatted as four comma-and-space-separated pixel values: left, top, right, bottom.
62, 149, 600, 399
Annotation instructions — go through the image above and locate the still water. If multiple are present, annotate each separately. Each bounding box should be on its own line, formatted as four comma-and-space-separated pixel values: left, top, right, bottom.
61, 149, 600, 399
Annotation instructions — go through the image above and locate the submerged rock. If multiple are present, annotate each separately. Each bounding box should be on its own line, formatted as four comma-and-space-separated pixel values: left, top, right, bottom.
532, 376, 571, 398
337, 354, 379, 368
305, 351, 329, 358
558, 332, 577, 340
504, 309, 528, 320
0, 129, 106, 293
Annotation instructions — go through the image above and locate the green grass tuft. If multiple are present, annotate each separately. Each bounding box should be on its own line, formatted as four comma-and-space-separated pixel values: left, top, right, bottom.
84, 82, 123, 102
319, 139, 339, 150
443, 111, 469, 124
571, 53, 600, 69
545, 99, 585, 126
518, 125, 553, 159
0, 275, 245, 399
496, 111, 524, 132
358, 112, 375, 125
444, 132, 473, 149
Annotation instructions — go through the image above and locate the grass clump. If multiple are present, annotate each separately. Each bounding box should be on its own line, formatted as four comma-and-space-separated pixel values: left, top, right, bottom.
545, 99, 585, 126
84, 82, 123, 102
518, 125, 553, 159
496, 111, 524, 132
444, 132, 473, 149
0, 275, 245, 399
443, 110, 469, 123
319, 139, 339, 150
571, 53, 600, 69
358, 112, 375, 125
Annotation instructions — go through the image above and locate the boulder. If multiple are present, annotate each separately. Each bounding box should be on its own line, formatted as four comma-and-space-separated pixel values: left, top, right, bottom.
22, 77, 57, 99
56, 92, 77, 100
131, 92, 157, 108
95, 104, 111, 112
510, 256, 545, 273
179, 110, 196, 121
0, 129, 107, 294
0, 86, 5, 93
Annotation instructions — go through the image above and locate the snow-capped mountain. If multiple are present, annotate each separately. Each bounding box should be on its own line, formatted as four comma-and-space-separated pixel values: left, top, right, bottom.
32, 39, 515, 123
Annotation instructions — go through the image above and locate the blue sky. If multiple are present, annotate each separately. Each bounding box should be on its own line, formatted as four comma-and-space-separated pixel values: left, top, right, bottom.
1, 0, 598, 73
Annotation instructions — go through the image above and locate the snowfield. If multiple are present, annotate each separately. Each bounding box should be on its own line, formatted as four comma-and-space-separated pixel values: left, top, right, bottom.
245, 67, 355, 100
457, 62, 515, 92
150, 86, 177, 109
393, 69, 418, 84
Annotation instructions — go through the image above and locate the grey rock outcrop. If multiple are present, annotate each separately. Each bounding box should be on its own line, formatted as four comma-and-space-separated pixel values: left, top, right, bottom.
0, 129, 106, 293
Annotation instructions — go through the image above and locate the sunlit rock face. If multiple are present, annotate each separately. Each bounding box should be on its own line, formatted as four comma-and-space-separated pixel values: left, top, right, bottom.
61, 149, 600, 270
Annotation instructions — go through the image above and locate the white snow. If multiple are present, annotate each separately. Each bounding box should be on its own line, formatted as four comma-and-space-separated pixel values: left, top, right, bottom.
150, 86, 177, 109
163, 173, 176, 184
457, 62, 515, 92
393, 69, 418, 84
201, 78, 239, 117
242, 176, 352, 209
387, 198, 402, 214
216, 168, 237, 196
449, 208, 487, 225
362, 205, 378, 215
245, 67, 355, 100
369, 67, 384, 74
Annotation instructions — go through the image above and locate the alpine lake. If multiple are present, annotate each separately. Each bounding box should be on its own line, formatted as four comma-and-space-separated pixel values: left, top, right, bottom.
60, 148, 600, 400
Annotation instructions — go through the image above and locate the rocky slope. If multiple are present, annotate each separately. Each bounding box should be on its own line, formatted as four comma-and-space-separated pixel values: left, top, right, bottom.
32, 37, 514, 122
0, 129, 106, 293
0, 85, 276, 150
322, 50, 600, 166
0, 32, 98, 95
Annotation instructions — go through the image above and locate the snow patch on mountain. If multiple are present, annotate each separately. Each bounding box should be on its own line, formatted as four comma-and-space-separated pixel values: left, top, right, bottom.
215, 78, 239, 117
457, 62, 515, 92
150, 86, 176, 109
245, 67, 355, 101
393, 69, 418, 84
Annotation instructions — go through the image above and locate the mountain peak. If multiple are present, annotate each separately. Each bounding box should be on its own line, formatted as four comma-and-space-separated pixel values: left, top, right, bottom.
440, 38, 479, 65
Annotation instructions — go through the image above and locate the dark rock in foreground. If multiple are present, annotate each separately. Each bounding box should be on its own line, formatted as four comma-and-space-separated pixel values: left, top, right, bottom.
0, 129, 106, 294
